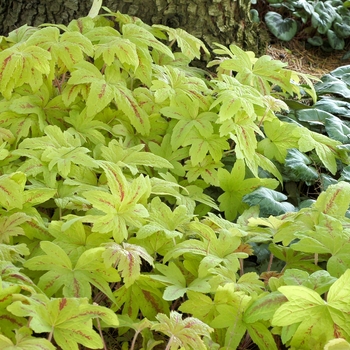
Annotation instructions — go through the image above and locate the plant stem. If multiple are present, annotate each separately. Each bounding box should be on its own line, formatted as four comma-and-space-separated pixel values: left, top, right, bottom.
239, 258, 244, 276
47, 327, 54, 342
130, 330, 140, 350
165, 335, 175, 350
267, 253, 274, 272
94, 303, 108, 350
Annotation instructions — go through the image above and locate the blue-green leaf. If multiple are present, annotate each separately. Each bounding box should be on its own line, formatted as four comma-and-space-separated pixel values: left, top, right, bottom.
264, 12, 297, 41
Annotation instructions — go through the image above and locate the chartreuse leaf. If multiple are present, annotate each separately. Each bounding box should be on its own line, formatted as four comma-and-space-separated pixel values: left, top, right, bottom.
272, 269, 350, 349
211, 284, 252, 349
137, 197, 192, 239
218, 159, 278, 220
298, 128, 342, 175
258, 119, 300, 163
81, 162, 150, 242
151, 261, 211, 301
49, 220, 107, 265
291, 212, 350, 277
0, 212, 30, 243
243, 187, 296, 216
161, 95, 216, 150
152, 311, 213, 350
0, 43, 51, 99
26, 26, 94, 72
24, 241, 119, 303
184, 155, 223, 186
268, 244, 319, 273
99, 139, 173, 174
211, 75, 263, 123
67, 61, 115, 117
185, 131, 229, 166
95, 36, 139, 68
16, 125, 97, 178
113, 275, 169, 320
244, 291, 287, 324
0, 282, 27, 340
0, 327, 55, 350
164, 221, 246, 279
0, 172, 26, 210
151, 65, 210, 106
0, 244, 29, 264
153, 25, 209, 60
313, 181, 350, 216
102, 242, 154, 288
325, 338, 350, 350
65, 109, 111, 145
7, 294, 118, 350
148, 134, 189, 176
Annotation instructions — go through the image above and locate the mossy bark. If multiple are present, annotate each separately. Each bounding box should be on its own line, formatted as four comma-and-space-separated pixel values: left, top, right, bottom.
0, 0, 268, 55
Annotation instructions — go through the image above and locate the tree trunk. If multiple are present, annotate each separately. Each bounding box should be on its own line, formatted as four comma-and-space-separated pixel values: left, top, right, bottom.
0, 0, 268, 55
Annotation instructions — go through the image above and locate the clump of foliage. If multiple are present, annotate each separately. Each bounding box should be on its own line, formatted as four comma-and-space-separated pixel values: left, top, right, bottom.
253, 0, 350, 52
1, 3, 350, 350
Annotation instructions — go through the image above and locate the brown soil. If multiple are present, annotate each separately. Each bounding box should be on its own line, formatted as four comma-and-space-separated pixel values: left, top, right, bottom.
266, 39, 350, 77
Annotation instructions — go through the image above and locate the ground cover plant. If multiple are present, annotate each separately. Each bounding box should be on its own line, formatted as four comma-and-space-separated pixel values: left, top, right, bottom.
253, 0, 350, 54
2, 3, 350, 350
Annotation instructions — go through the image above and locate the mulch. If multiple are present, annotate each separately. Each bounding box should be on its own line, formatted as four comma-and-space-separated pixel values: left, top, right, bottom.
266, 39, 350, 77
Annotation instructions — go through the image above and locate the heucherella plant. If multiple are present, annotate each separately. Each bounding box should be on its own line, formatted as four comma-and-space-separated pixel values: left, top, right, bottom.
1, 1, 350, 349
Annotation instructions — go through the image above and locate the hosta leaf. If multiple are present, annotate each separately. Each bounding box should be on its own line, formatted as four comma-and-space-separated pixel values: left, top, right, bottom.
284, 148, 319, 185
314, 97, 350, 116
265, 12, 297, 41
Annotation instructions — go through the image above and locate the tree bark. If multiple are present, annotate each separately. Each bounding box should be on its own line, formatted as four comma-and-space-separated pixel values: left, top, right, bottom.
0, 0, 268, 55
